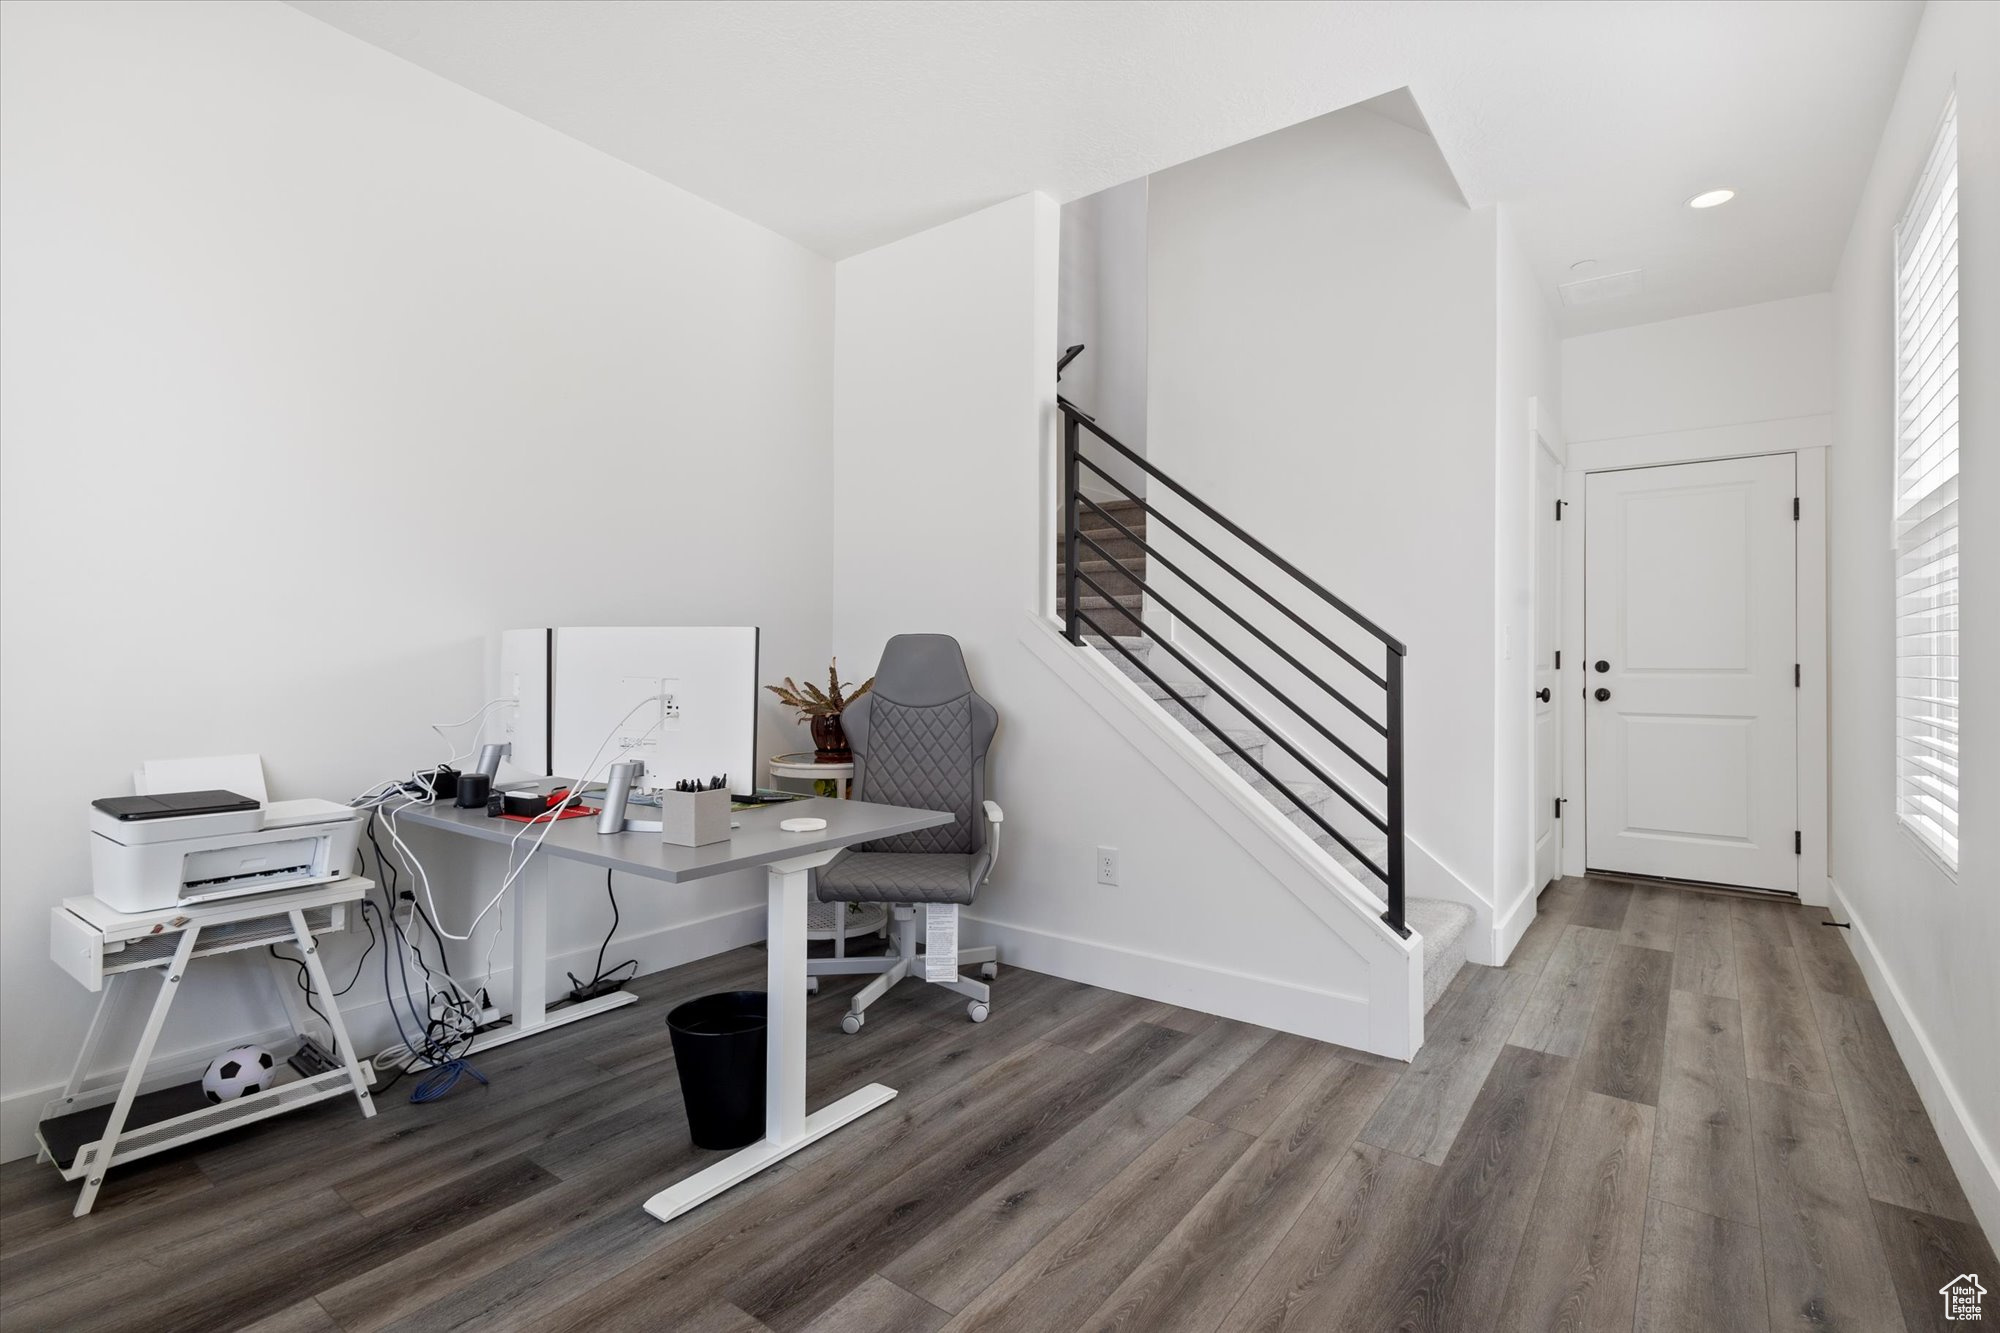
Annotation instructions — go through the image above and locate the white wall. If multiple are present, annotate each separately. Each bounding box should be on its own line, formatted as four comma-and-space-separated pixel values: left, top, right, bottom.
1492, 209, 1561, 949
1143, 107, 1501, 917
1562, 293, 1834, 445
1828, 0, 2000, 1239
1558, 293, 1836, 900
831, 194, 1417, 1054
0, 0, 833, 1157
1058, 178, 1150, 497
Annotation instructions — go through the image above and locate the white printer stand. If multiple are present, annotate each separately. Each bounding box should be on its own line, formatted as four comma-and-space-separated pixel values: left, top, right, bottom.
40, 878, 379, 1216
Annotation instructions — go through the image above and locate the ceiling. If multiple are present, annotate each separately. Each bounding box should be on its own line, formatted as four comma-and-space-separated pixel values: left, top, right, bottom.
287, 0, 1920, 335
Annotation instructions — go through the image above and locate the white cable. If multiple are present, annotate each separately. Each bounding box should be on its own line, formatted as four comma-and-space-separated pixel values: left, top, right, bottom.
470, 704, 669, 933
366, 810, 489, 1009
390, 693, 671, 944
369, 890, 482, 1074
430, 696, 513, 766
480, 897, 504, 989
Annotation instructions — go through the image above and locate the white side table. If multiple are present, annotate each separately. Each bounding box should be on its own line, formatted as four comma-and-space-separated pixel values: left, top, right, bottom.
768, 751, 855, 799
768, 753, 883, 953
41, 878, 379, 1216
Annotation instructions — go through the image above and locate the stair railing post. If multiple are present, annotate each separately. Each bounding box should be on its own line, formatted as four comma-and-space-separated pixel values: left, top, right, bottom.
1383, 648, 1408, 937
1063, 410, 1083, 645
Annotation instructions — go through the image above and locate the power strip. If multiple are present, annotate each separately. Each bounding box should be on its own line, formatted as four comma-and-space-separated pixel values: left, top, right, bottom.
288, 1037, 339, 1078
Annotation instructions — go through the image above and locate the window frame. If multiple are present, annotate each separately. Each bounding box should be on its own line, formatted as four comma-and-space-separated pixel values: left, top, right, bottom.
1890, 91, 1961, 877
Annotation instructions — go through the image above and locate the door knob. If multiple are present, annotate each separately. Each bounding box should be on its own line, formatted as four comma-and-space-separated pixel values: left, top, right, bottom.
1536, 687, 1552, 702
1594, 687, 1612, 702
1594, 660, 1610, 673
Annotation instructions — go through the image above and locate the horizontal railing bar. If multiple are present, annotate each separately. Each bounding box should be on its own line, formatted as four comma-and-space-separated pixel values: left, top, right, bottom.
1074, 455, 1389, 692
1075, 534, 1391, 786
1064, 403, 1407, 656
1075, 499, 1390, 738
1080, 568, 1392, 832
1074, 608, 1390, 884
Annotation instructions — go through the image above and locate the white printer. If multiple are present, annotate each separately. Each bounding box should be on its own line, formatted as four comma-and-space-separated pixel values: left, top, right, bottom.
89, 789, 363, 912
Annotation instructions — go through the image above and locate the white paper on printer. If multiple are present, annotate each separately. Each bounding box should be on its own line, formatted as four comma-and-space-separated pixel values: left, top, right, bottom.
136, 754, 269, 804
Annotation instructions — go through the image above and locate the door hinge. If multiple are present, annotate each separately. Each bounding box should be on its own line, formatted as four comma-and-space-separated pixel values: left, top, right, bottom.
1793, 497, 1801, 521
1556, 498, 1566, 521
1555, 797, 1566, 819
1795, 663, 1801, 687
1795, 830, 1803, 855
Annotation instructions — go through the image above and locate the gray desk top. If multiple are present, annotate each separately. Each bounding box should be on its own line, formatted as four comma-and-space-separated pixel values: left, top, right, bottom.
395, 796, 951, 884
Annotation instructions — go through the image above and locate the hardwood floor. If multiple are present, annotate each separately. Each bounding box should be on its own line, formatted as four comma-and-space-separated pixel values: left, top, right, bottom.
1, 878, 1990, 1332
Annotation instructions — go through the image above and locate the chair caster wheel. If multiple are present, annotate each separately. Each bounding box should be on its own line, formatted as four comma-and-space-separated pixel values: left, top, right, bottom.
980, 963, 998, 980
841, 1012, 864, 1035
967, 1001, 990, 1024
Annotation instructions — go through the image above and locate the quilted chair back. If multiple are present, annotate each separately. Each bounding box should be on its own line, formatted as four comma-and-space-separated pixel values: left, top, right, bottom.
843, 635, 997, 855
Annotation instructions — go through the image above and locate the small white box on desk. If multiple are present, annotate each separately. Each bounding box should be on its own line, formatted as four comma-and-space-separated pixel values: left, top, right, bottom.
660, 787, 732, 846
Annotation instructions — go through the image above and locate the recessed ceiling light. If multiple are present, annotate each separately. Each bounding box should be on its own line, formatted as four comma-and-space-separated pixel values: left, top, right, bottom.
1687, 189, 1736, 209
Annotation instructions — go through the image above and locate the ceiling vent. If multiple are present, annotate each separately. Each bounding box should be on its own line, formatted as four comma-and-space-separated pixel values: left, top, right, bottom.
1558, 267, 1644, 307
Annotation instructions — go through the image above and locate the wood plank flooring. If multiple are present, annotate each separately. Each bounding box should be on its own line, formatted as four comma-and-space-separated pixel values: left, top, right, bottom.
1, 877, 1990, 1332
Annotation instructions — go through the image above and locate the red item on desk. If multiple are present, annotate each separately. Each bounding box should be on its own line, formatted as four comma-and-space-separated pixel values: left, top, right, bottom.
499, 805, 597, 823
498, 789, 599, 823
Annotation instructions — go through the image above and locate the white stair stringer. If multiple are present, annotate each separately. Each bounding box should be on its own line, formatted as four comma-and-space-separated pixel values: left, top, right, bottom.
1026, 619, 1426, 1059
1083, 630, 1473, 1016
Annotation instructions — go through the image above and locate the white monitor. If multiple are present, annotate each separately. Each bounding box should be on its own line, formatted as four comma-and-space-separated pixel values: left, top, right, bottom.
488, 627, 760, 796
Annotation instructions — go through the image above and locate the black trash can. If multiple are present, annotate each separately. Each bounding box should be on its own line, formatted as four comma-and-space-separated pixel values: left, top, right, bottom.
665, 990, 767, 1149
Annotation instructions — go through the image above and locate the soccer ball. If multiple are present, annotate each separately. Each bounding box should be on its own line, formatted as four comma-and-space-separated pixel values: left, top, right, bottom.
202, 1045, 275, 1103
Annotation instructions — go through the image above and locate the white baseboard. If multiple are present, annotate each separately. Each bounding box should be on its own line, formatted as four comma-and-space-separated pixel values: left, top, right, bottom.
964, 913, 1376, 1053
1404, 839, 1495, 963
1493, 883, 1539, 964
0, 903, 767, 1165
1829, 878, 2000, 1245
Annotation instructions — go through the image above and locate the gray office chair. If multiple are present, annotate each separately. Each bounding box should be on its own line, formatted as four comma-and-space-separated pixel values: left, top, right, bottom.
806, 634, 1003, 1032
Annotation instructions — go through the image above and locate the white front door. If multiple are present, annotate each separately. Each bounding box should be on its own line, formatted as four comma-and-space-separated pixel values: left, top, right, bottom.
1532, 441, 1563, 891
1585, 455, 1797, 891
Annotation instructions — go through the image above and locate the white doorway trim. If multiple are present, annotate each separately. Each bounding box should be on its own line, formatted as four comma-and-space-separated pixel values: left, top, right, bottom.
1530, 424, 1564, 896
1559, 431, 1828, 905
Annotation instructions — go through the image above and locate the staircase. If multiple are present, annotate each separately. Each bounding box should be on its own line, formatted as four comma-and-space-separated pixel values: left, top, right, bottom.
1058, 403, 1473, 1016
1079, 631, 1471, 1011
1056, 497, 1148, 637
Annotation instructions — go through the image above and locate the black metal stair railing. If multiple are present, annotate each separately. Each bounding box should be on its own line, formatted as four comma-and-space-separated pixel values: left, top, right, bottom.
1059, 392, 1411, 937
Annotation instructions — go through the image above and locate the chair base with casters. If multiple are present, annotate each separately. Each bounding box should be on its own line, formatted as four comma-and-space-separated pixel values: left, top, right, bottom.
800, 632, 1005, 1032
807, 798, 1003, 1028
806, 903, 999, 1029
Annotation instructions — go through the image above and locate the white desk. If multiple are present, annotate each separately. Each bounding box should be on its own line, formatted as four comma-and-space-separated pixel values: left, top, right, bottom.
395, 794, 949, 1222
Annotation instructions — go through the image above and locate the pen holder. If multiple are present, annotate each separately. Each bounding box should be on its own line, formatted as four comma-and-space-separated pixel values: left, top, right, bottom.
660, 787, 732, 847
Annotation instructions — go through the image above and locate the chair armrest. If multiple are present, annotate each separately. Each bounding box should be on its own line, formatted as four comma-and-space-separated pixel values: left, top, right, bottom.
982, 801, 1004, 883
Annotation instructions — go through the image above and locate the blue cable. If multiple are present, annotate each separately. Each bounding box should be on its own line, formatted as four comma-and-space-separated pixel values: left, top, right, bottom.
409, 1059, 489, 1103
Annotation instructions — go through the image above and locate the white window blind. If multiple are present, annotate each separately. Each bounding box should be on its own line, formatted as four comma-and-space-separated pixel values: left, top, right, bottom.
1893, 94, 1960, 871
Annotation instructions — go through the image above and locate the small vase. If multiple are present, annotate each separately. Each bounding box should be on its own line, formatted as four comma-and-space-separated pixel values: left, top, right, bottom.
810, 713, 850, 762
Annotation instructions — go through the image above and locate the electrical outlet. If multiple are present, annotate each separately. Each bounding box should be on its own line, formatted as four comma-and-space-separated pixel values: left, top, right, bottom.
1096, 846, 1120, 886
431, 997, 502, 1027
501, 673, 524, 739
